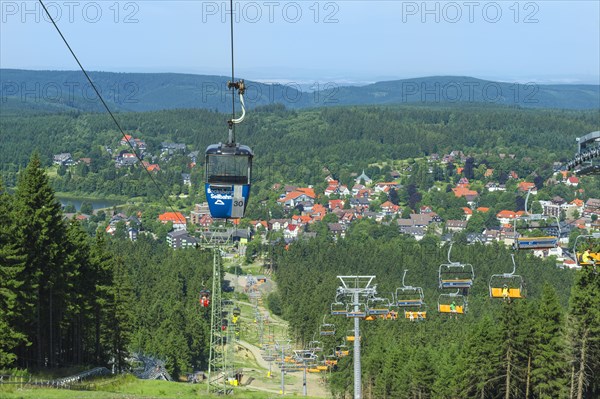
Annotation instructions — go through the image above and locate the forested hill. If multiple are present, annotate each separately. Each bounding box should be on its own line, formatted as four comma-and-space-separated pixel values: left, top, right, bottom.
2, 105, 598, 190
1, 69, 599, 114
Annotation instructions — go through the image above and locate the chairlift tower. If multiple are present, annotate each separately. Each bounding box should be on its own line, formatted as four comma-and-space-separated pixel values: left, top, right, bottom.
207, 247, 230, 394
334, 276, 377, 399
275, 339, 291, 395
293, 349, 318, 397
205, 227, 235, 395
247, 278, 265, 347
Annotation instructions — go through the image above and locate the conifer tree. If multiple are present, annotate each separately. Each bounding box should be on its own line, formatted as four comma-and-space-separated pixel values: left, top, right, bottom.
63, 219, 95, 365
104, 256, 134, 373
0, 177, 27, 367
530, 284, 568, 399
13, 153, 68, 367
458, 315, 503, 398
568, 268, 600, 399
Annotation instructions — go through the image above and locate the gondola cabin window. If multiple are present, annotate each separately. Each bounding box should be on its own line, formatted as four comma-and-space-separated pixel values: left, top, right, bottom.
206, 153, 251, 185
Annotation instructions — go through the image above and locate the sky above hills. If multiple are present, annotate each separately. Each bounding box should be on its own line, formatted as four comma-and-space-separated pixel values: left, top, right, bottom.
1, 1, 599, 85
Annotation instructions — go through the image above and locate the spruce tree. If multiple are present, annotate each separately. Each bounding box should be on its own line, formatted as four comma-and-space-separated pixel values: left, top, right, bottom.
458, 315, 503, 398
568, 268, 600, 399
531, 284, 568, 398
13, 152, 68, 367
105, 256, 134, 373
63, 219, 95, 365
0, 177, 27, 367
89, 233, 117, 365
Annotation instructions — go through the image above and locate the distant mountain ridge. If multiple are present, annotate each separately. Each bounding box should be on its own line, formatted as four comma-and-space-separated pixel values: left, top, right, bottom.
1, 69, 598, 114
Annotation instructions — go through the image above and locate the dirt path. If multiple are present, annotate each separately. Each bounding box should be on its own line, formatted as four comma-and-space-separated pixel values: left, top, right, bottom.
224, 271, 331, 398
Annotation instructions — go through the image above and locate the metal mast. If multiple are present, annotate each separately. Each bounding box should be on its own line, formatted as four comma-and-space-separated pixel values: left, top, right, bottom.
335, 276, 377, 399
275, 339, 291, 395
207, 248, 229, 394
206, 227, 236, 395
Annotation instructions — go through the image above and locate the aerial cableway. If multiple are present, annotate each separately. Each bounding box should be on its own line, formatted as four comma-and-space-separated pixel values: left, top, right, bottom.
489, 254, 525, 300
565, 131, 600, 176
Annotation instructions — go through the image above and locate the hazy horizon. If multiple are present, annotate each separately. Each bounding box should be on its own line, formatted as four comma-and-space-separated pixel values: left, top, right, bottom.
1, 1, 599, 86
2, 67, 600, 88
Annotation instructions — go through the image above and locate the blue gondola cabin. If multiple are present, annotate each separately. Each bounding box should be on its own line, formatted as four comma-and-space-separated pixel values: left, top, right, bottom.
205, 143, 253, 219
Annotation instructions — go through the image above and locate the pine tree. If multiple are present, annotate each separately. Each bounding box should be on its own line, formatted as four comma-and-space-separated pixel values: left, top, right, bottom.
0, 177, 27, 367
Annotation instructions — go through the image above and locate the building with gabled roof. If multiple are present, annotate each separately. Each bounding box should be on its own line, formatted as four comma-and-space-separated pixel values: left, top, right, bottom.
278, 188, 316, 208
518, 182, 537, 193
496, 210, 517, 224
355, 170, 372, 185
329, 199, 345, 210
374, 182, 400, 193
452, 186, 478, 202
565, 176, 580, 186
158, 212, 187, 231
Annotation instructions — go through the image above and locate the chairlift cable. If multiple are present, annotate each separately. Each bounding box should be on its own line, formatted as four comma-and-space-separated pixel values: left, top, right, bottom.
37, 0, 180, 218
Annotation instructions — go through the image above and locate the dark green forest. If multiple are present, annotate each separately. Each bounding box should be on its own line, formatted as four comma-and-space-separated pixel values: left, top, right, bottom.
271, 226, 600, 399
1, 105, 598, 195
0, 154, 215, 379
1, 154, 600, 398
1, 102, 599, 398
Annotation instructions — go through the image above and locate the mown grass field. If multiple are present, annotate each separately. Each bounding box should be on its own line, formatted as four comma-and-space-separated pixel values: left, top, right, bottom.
0, 374, 322, 399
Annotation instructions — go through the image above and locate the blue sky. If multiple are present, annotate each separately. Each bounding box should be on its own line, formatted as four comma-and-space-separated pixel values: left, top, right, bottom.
1, 1, 599, 84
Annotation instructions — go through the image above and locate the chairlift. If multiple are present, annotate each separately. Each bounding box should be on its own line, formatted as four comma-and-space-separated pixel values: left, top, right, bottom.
346, 303, 367, 318
395, 269, 425, 307
319, 315, 336, 336
404, 304, 428, 321
438, 290, 467, 315
366, 297, 391, 316
438, 243, 474, 289
309, 334, 323, 352
382, 309, 398, 320
331, 301, 347, 316
346, 329, 360, 342
335, 344, 350, 358
317, 363, 329, 371
489, 254, 525, 299
573, 233, 600, 267
513, 236, 559, 250
199, 289, 211, 308
325, 355, 338, 367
